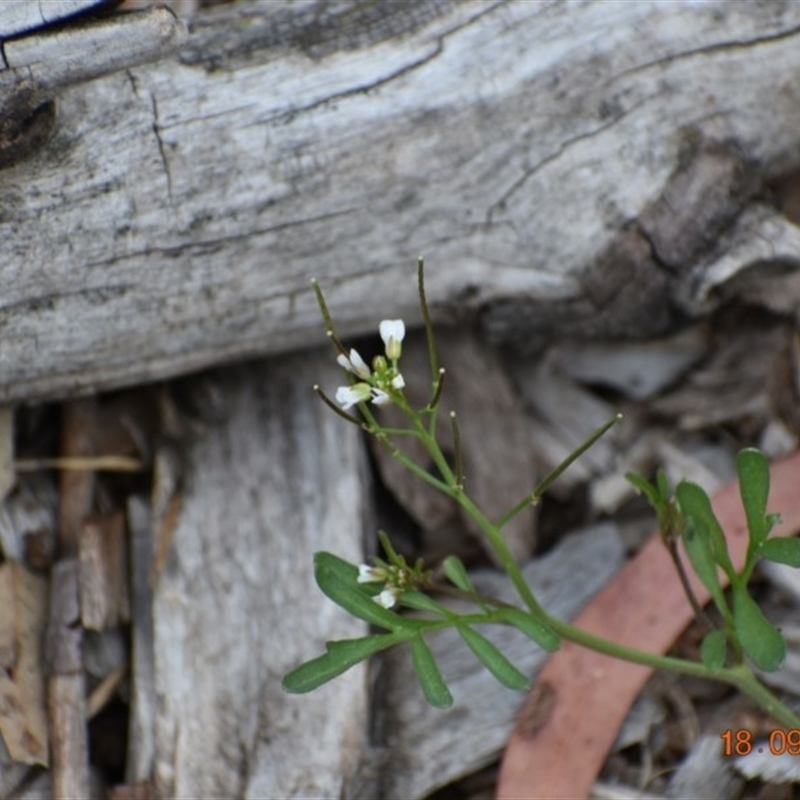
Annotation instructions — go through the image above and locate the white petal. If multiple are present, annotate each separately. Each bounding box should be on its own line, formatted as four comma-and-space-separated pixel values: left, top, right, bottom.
357, 564, 384, 583
337, 349, 371, 380
391, 373, 405, 389
348, 349, 371, 379
373, 588, 397, 609
335, 384, 371, 409
371, 389, 391, 406
380, 320, 405, 360
379, 320, 405, 345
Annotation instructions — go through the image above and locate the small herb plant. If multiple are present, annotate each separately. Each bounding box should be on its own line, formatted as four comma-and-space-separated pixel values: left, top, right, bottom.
282, 260, 800, 728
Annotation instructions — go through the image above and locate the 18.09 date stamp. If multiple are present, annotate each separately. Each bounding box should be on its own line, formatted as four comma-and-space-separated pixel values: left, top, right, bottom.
721, 729, 800, 757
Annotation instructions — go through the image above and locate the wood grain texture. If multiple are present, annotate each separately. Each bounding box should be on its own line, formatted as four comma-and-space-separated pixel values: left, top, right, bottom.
2, 1, 800, 401
150, 350, 374, 798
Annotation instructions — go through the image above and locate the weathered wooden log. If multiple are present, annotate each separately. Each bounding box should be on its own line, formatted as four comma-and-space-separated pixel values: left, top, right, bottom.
147, 351, 374, 797
2, 1, 800, 402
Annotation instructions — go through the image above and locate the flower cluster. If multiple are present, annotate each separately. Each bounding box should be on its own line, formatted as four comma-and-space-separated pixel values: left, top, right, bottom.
357, 563, 412, 609
335, 320, 406, 410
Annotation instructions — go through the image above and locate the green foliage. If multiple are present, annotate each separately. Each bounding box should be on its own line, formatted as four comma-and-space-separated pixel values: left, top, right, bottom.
630, 446, 793, 674
314, 552, 404, 629
442, 555, 474, 593
282, 548, 551, 703
411, 634, 453, 708
284, 262, 800, 730
456, 625, 530, 690
760, 537, 800, 567
675, 481, 736, 582
675, 481, 731, 620
733, 587, 786, 672
700, 629, 728, 672
282, 634, 402, 693
737, 449, 773, 546
495, 607, 560, 652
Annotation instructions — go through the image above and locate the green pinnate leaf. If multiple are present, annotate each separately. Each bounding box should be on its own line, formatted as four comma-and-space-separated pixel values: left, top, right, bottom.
442, 555, 474, 593
733, 587, 786, 672
760, 538, 800, 568
282, 633, 401, 693
676, 480, 735, 581
457, 625, 530, 690
700, 629, 727, 672
398, 590, 451, 616
313, 552, 404, 629
625, 472, 663, 509
737, 449, 772, 545
678, 507, 728, 617
496, 607, 560, 652
411, 634, 453, 708
656, 468, 670, 501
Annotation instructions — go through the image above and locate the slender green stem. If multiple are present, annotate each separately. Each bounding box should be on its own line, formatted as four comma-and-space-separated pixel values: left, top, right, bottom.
450, 411, 464, 490
497, 414, 623, 530
541, 611, 800, 727
726, 667, 800, 729
418, 257, 439, 384
381, 392, 545, 616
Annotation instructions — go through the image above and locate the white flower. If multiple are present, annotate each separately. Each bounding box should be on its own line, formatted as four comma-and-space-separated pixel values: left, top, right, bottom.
374, 587, 399, 609
391, 373, 405, 390
337, 348, 371, 380
357, 564, 386, 583
370, 388, 391, 406
379, 320, 405, 361
335, 383, 372, 409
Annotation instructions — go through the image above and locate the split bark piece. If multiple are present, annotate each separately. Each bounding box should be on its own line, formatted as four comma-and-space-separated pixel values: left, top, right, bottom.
548, 326, 710, 402
125, 496, 156, 785
653, 318, 794, 432
0, 473, 59, 567
108, 781, 155, 800
379, 522, 625, 799
47, 398, 97, 799
0, 561, 49, 766
497, 449, 800, 800
47, 673, 90, 800
79, 511, 130, 630
46, 559, 89, 798
151, 352, 374, 798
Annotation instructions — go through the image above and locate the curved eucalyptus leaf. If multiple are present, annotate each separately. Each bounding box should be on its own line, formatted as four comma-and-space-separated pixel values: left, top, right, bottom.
457, 625, 530, 690
411, 634, 453, 708
282, 633, 402, 693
